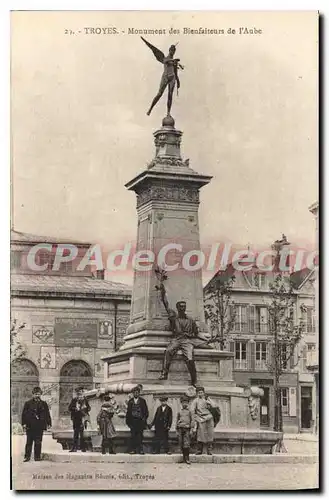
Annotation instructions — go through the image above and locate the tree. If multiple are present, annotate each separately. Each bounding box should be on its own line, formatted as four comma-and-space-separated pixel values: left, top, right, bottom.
10, 319, 26, 363
204, 272, 236, 349
265, 273, 306, 452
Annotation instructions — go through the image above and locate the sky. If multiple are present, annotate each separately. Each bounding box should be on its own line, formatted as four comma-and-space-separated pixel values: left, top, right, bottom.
11, 11, 318, 283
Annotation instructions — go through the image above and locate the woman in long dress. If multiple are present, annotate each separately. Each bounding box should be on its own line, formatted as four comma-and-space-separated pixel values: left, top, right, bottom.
191, 386, 216, 455
96, 394, 118, 454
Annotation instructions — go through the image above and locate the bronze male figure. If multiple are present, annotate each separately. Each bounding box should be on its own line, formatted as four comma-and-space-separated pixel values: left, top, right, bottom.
156, 270, 210, 386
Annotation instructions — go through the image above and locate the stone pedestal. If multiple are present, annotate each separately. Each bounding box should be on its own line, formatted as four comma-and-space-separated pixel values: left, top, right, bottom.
124, 116, 212, 345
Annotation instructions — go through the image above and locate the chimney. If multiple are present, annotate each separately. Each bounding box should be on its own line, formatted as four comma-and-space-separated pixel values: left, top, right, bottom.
271, 234, 291, 272
96, 269, 105, 280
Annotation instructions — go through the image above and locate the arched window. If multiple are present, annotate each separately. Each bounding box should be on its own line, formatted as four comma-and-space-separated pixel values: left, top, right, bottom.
59, 360, 93, 417
11, 359, 39, 423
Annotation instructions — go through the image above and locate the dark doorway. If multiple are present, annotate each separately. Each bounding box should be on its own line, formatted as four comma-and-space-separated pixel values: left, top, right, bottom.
301, 386, 313, 429
260, 387, 270, 427
59, 360, 93, 427
11, 359, 39, 424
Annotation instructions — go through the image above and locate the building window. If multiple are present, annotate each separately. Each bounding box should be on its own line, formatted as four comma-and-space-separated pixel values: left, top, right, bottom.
11, 251, 21, 270
37, 251, 55, 271
255, 342, 267, 370
255, 306, 268, 333
281, 344, 289, 370
305, 343, 317, 370
306, 308, 315, 333
281, 388, 289, 415
36, 250, 74, 274
254, 273, 266, 288
60, 261, 73, 274
302, 307, 315, 333
234, 306, 248, 333
235, 341, 247, 369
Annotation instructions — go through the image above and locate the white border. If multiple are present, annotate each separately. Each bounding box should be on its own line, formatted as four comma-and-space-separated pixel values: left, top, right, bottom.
1, 1, 325, 498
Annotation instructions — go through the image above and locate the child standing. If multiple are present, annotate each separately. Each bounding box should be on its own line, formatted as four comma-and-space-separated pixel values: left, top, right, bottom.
68, 387, 90, 452
176, 395, 193, 465
190, 386, 217, 455
96, 394, 118, 454
149, 396, 173, 454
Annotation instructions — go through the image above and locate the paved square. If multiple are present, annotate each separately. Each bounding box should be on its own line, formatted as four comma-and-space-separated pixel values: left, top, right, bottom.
11, 435, 318, 490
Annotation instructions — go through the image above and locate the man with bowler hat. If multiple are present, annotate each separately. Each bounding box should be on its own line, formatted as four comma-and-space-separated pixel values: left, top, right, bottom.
21, 386, 52, 462
125, 385, 149, 454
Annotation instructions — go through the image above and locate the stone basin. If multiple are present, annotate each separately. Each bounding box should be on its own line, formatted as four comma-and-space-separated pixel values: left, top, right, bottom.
52, 428, 282, 455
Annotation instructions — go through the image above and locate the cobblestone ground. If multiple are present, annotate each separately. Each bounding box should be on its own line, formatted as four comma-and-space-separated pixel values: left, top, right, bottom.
11, 459, 319, 491
11, 435, 319, 491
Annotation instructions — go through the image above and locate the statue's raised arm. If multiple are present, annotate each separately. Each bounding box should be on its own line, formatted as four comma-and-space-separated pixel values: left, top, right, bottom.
141, 37, 183, 117
154, 266, 172, 317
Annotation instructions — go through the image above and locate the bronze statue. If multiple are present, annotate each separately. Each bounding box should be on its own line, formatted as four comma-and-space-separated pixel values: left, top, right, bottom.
141, 37, 184, 117
155, 267, 210, 387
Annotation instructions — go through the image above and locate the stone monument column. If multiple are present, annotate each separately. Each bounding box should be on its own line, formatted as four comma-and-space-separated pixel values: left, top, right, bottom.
123, 116, 212, 349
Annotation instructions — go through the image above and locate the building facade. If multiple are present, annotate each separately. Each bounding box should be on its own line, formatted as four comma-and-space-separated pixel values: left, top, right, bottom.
11, 230, 131, 428
307, 201, 319, 433
204, 256, 316, 434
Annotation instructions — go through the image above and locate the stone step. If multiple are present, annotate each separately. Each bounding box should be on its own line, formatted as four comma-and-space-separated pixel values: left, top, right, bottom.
43, 451, 318, 465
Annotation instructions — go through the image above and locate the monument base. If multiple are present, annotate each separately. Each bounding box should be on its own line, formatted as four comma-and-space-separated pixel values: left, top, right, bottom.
102, 345, 236, 387
52, 344, 281, 454
52, 428, 282, 455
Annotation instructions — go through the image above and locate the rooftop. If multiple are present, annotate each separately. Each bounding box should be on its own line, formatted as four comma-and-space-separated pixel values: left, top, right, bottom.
11, 274, 132, 298
11, 229, 92, 246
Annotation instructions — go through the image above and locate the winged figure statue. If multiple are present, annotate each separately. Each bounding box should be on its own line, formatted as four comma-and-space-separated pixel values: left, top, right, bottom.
141, 37, 184, 117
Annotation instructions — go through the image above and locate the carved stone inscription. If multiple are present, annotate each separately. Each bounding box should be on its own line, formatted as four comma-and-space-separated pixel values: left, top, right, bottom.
136, 183, 199, 208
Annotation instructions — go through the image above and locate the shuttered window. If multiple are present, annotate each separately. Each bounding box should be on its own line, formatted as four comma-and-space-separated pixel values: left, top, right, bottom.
234, 305, 248, 333
256, 306, 268, 333
255, 342, 267, 370
235, 341, 247, 369
281, 388, 289, 414
249, 305, 255, 333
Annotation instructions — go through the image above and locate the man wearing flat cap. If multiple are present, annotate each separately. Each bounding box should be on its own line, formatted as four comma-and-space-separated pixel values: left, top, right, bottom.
149, 395, 173, 454
68, 386, 91, 452
157, 280, 210, 386
21, 387, 52, 462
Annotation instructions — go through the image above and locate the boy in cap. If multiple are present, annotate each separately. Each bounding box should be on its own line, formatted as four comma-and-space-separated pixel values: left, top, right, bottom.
68, 387, 91, 452
97, 394, 119, 454
176, 395, 193, 465
149, 396, 173, 454
21, 387, 52, 462
125, 384, 149, 454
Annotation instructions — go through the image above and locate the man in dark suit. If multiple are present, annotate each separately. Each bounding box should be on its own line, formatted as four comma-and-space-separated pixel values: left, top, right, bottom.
125, 385, 149, 454
21, 386, 52, 462
68, 387, 91, 452
149, 396, 173, 454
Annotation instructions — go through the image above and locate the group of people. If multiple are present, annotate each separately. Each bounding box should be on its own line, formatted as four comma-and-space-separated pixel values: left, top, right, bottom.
21, 385, 219, 465
124, 384, 219, 464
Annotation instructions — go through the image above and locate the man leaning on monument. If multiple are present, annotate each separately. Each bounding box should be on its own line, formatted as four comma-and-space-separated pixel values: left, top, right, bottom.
157, 279, 211, 387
